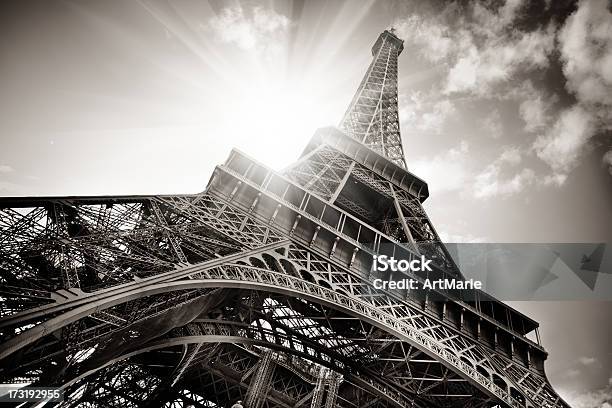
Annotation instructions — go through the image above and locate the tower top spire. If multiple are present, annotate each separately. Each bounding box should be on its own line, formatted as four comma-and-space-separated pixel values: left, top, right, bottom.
340, 29, 406, 168
372, 29, 404, 56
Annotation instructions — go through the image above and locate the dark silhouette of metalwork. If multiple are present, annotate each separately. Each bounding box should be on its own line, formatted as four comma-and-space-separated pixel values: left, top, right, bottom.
0, 30, 568, 408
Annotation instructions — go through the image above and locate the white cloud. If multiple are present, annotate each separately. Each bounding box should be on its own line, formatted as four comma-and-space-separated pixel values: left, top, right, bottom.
410, 141, 469, 194
564, 368, 581, 378
471, 0, 526, 33
533, 105, 595, 175
520, 94, 550, 132
547, 0, 612, 178
209, 6, 289, 51
394, 15, 456, 62
579, 356, 597, 366
395, 0, 612, 184
603, 150, 612, 176
541, 173, 568, 187
0, 165, 14, 173
400, 93, 456, 133
437, 230, 487, 243
395, 2, 555, 96
419, 100, 456, 132
444, 25, 555, 94
414, 142, 539, 199
559, 0, 612, 109
481, 109, 503, 139
499, 146, 521, 165
446, 50, 479, 93
561, 377, 612, 408
498, 0, 525, 25
436, 219, 488, 243
473, 146, 534, 198
474, 166, 535, 199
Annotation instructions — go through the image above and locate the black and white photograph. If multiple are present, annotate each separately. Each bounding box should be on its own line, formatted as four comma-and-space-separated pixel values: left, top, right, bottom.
0, 1, 611, 407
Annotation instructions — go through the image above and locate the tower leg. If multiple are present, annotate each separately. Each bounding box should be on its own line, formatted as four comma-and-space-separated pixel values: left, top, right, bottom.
311, 368, 342, 408
310, 372, 326, 408
244, 350, 276, 408
324, 373, 341, 408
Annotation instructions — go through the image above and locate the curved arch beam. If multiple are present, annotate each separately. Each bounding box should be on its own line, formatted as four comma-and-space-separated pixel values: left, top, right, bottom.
57, 334, 408, 408
0, 267, 520, 408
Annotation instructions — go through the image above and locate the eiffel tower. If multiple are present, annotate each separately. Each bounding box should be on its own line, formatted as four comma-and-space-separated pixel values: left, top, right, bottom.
0, 30, 569, 408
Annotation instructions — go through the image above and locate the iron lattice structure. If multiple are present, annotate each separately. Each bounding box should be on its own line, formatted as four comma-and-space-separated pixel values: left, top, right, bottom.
0, 30, 569, 408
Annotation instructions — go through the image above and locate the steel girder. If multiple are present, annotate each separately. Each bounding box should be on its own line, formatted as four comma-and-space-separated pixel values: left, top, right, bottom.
283, 141, 459, 276
38, 320, 451, 408
0, 221, 561, 408
0, 183, 566, 408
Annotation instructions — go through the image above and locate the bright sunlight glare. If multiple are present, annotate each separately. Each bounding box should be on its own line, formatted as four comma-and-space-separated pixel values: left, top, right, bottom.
224, 79, 336, 170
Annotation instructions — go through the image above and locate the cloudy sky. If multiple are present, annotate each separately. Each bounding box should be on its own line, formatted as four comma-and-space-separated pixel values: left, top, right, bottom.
1, 0, 611, 406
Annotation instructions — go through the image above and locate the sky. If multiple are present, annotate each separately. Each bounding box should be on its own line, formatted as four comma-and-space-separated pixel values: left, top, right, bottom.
1, 0, 611, 406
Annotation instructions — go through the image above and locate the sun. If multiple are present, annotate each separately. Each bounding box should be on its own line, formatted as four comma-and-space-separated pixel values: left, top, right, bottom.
220, 75, 340, 170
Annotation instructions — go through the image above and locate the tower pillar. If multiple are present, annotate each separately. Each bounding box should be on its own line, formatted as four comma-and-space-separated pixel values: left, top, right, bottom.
245, 350, 276, 408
